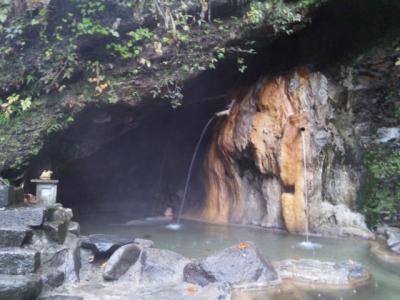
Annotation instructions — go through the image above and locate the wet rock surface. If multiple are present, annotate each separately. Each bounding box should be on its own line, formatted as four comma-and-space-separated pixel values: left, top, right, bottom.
140, 248, 189, 286
0, 274, 42, 300
184, 242, 280, 288
0, 248, 40, 275
80, 234, 135, 256
275, 259, 371, 286
103, 243, 141, 281
0, 227, 32, 247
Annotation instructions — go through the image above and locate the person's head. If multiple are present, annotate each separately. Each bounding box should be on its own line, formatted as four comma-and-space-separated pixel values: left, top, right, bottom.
164, 207, 173, 217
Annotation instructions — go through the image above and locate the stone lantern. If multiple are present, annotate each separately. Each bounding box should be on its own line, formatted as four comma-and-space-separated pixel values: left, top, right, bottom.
31, 171, 58, 206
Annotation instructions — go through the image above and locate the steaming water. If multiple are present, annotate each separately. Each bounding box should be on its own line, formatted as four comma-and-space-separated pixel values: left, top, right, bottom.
79, 216, 400, 300
299, 130, 321, 250
176, 115, 215, 225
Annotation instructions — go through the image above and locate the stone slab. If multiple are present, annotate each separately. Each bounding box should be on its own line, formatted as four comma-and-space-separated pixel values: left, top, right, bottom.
0, 207, 46, 227
0, 248, 40, 275
0, 274, 42, 300
0, 226, 32, 247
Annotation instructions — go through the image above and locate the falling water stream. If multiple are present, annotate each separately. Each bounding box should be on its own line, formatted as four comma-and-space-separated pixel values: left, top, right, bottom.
299, 129, 321, 250
167, 115, 216, 230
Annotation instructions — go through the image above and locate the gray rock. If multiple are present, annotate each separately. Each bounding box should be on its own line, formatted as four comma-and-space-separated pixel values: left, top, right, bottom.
0, 207, 46, 227
140, 248, 189, 286
0, 226, 32, 247
184, 242, 280, 288
385, 227, 400, 254
42, 206, 73, 243
275, 259, 371, 286
68, 222, 80, 236
43, 221, 69, 244
134, 238, 154, 248
0, 248, 40, 275
0, 274, 42, 300
46, 205, 73, 223
36, 234, 81, 285
374, 127, 400, 144
80, 234, 135, 256
316, 202, 374, 239
103, 243, 142, 280
41, 270, 65, 289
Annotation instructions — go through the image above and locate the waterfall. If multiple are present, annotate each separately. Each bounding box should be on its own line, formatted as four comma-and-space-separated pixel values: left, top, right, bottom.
299, 128, 322, 249
301, 130, 310, 242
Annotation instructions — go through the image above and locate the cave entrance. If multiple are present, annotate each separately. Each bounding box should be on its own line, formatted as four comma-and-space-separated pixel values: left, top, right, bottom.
25, 93, 229, 227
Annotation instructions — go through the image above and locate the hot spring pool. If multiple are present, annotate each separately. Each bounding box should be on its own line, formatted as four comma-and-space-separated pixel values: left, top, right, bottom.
78, 215, 400, 300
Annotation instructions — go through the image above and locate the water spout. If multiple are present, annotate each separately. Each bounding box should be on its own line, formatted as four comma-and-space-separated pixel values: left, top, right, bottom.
172, 115, 216, 228
215, 109, 230, 117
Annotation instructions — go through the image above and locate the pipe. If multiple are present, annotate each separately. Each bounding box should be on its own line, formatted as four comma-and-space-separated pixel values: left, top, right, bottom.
215, 109, 230, 117
215, 102, 233, 117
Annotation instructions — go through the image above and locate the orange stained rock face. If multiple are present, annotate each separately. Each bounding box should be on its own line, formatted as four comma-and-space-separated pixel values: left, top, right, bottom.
203, 70, 311, 234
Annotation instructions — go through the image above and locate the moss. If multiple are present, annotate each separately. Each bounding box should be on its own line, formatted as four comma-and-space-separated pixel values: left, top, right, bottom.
360, 145, 400, 226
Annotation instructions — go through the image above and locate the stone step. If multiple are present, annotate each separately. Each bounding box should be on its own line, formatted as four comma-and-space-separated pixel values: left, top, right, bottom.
0, 248, 40, 275
0, 226, 32, 247
0, 207, 46, 227
0, 274, 42, 300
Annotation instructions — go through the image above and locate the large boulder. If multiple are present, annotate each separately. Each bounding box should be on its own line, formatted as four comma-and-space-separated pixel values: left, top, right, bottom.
103, 243, 142, 281
275, 259, 371, 287
80, 234, 135, 257
0, 274, 42, 300
139, 248, 189, 286
0, 248, 40, 275
183, 242, 280, 288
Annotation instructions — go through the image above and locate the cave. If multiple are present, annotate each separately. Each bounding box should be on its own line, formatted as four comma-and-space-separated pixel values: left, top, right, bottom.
22, 0, 400, 229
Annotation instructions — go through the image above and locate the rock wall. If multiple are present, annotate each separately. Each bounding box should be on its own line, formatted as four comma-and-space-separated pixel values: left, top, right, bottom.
202, 69, 373, 238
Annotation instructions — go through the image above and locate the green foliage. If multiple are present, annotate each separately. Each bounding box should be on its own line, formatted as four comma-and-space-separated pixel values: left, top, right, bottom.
361, 146, 400, 226
0, 94, 32, 118
245, 0, 319, 34
0, 0, 322, 126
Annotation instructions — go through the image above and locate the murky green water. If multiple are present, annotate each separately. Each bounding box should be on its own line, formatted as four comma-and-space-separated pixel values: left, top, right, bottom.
78, 215, 400, 300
